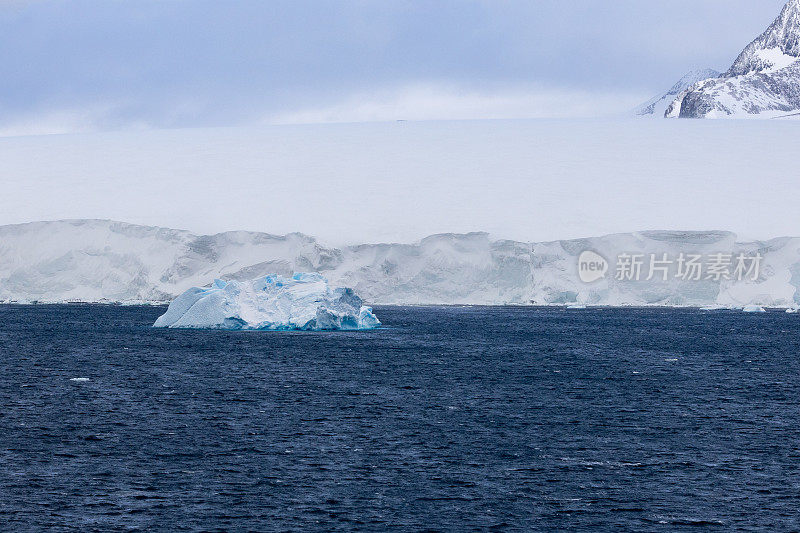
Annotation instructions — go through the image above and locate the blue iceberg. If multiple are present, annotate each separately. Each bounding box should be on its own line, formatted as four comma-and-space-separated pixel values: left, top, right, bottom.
153, 273, 380, 330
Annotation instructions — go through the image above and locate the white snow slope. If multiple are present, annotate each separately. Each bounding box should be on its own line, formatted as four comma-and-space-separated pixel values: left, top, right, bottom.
1, 119, 799, 246
667, 0, 800, 118
2, 220, 799, 308
635, 69, 720, 117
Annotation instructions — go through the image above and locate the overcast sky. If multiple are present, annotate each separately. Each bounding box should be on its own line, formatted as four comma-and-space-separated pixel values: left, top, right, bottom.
0, 0, 789, 134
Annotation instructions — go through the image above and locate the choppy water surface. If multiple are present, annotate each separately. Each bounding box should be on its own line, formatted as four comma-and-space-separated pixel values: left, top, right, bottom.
1, 305, 799, 531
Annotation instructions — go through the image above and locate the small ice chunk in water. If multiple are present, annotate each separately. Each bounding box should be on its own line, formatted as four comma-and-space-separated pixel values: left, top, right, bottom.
69, 377, 90, 382
742, 305, 766, 313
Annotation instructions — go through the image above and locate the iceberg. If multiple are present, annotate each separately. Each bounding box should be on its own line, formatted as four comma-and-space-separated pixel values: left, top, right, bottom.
742, 305, 767, 313
153, 273, 380, 330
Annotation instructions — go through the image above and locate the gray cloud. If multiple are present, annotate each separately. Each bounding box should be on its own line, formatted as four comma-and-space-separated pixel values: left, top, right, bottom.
0, 0, 789, 133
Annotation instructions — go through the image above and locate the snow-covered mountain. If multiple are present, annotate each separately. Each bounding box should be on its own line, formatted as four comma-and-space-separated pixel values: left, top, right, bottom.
667, 0, 800, 118
635, 69, 720, 117
1, 220, 798, 308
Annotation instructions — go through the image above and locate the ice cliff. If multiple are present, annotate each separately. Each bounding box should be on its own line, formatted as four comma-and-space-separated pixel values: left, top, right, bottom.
153, 273, 380, 330
1, 220, 800, 308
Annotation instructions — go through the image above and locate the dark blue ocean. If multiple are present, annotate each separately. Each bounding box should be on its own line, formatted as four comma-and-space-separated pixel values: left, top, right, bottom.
1, 305, 799, 532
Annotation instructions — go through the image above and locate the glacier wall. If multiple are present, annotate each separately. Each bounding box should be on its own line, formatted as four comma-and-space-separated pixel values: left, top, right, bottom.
0, 220, 798, 308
